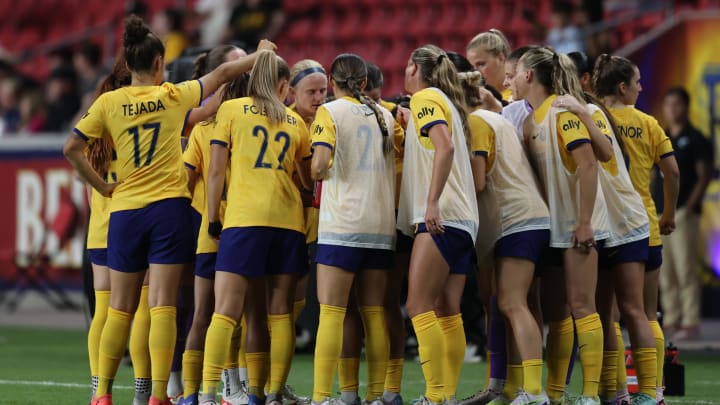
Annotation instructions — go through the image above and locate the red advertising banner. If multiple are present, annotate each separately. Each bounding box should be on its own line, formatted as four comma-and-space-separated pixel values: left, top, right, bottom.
0, 137, 88, 288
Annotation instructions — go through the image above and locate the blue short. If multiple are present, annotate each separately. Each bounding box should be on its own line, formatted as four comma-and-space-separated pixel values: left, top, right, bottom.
599, 238, 649, 269
215, 227, 306, 277
88, 248, 107, 267
646, 245, 663, 272
191, 208, 202, 253
195, 253, 217, 280
495, 230, 550, 267
315, 244, 394, 272
107, 198, 195, 273
415, 223, 474, 275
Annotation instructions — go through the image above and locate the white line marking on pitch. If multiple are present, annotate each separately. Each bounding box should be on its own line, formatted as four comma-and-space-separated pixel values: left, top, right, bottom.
0, 379, 132, 390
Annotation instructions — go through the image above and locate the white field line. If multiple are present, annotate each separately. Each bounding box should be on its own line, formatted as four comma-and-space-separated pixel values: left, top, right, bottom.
0, 379, 133, 390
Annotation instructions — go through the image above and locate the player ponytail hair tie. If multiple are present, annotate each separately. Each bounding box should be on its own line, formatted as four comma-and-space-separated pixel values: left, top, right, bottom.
291, 67, 325, 87
436, 54, 446, 64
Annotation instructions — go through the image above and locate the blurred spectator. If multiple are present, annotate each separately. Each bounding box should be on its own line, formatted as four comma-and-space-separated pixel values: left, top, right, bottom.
195, 0, 233, 47
74, 43, 107, 99
547, 0, 585, 54
48, 47, 74, 71
0, 78, 22, 134
18, 88, 46, 133
152, 8, 189, 63
43, 66, 80, 133
654, 87, 714, 341
226, 0, 285, 49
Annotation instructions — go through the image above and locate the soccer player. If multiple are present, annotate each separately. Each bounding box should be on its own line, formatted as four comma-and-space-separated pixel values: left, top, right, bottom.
594, 54, 680, 405
466, 29, 512, 101
85, 54, 130, 403
180, 71, 251, 405
199, 50, 312, 405
397, 45, 479, 405
453, 54, 553, 405
309, 53, 397, 405
514, 47, 609, 405
64, 15, 276, 405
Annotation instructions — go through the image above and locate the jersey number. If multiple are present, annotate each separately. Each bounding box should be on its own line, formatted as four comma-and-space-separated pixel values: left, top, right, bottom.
253, 125, 290, 170
127, 122, 161, 168
357, 125, 375, 170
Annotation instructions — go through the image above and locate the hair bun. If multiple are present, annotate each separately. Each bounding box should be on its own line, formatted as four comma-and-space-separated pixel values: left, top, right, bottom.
123, 15, 150, 48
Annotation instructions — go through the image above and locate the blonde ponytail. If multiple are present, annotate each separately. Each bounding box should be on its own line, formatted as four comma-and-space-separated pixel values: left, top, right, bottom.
519, 47, 584, 101
248, 50, 290, 126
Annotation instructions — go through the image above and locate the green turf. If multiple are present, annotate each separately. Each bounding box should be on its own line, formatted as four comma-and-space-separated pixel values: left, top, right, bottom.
0, 326, 717, 405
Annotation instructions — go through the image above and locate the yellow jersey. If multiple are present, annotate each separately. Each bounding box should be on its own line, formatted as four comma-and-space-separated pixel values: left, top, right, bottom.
501, 88, 513, 102
184, 121, 228, 254
409, 87, 455, 150
607, 106, 674, 246
86, 148, 117, 250
74, 80, 203, 213
378, 100, 406, 207
289, 104, 320, 244
213, 97, 312, 233
532, 95, 592, 172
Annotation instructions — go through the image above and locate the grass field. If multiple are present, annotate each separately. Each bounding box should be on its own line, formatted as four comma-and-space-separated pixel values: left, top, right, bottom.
0, 326, 718, 405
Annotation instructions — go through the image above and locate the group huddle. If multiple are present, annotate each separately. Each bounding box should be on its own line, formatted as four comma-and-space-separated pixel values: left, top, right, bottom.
65, 14, 679, 405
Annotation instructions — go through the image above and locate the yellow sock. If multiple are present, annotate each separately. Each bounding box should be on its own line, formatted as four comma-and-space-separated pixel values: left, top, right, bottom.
183, 349, 203, 396
313, 304, 346, 403
484, 351, 491, 390
89, 290, 110, 378
293, 299, 306, 323
576, 313, 603, 397
129, 286, 151, 380
504, 364, 523, 400
202, 313, 237, 395
226, 324, 241, 370
522, 359, 543, 395
633, 348, 657, 397
269, 314, 294, 394
149, 306, 177, 400
338, 357, 360, 393
600, 351, 618, 398
238, 316, 248, 369
411, 311, 445, 403
438, 314, 464, 400
361, 306, 389, 400
97, 307, 133, 396
247, 352, 270, 398
616, 323, 627, 390
384, 358, 404, 394
649, 320, 664, 389
546, 317, 574, 400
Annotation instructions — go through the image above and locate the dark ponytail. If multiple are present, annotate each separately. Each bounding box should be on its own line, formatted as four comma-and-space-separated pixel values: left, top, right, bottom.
193, 44, 239, 80
592, 53, 636, 98
330, 53, 392, 154
123, 14, 165, 73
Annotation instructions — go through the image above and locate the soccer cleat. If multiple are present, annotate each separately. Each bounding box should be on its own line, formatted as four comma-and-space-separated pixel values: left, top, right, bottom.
180, 393, 200, 405
510, 390, 549, 405
267, 392, 283, 405
280, 385, 310, 405
459, 390, 503, 405
222, 385, 250, 405
572, 397, 600, 405
149, 397, 175, 405
248, 394, 265, 405
168, 394, 184, 405
411, 397, 442, 405
134, 397, 151, 405
383, 394, 404, 405
200, 399, 218, 405
486, 396, 510, 405
312, 399, 337, 405
92, 394, 113, 405
363, 398, 385, 405
337, 397, 361, 405
631, 394, 655, 405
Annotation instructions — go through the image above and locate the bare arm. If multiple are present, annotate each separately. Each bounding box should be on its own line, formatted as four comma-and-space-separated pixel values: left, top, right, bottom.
658, 155, 680, 234
198, 40, 276, 98
425, 124, 455, 234
311, 145, 332, 181
554, 95, 612, 162
185, 85, 225, 133
63, 135, 118, 197
207, 144, 229, 225
570, 143, 598, 247
470, 156, 487, 194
